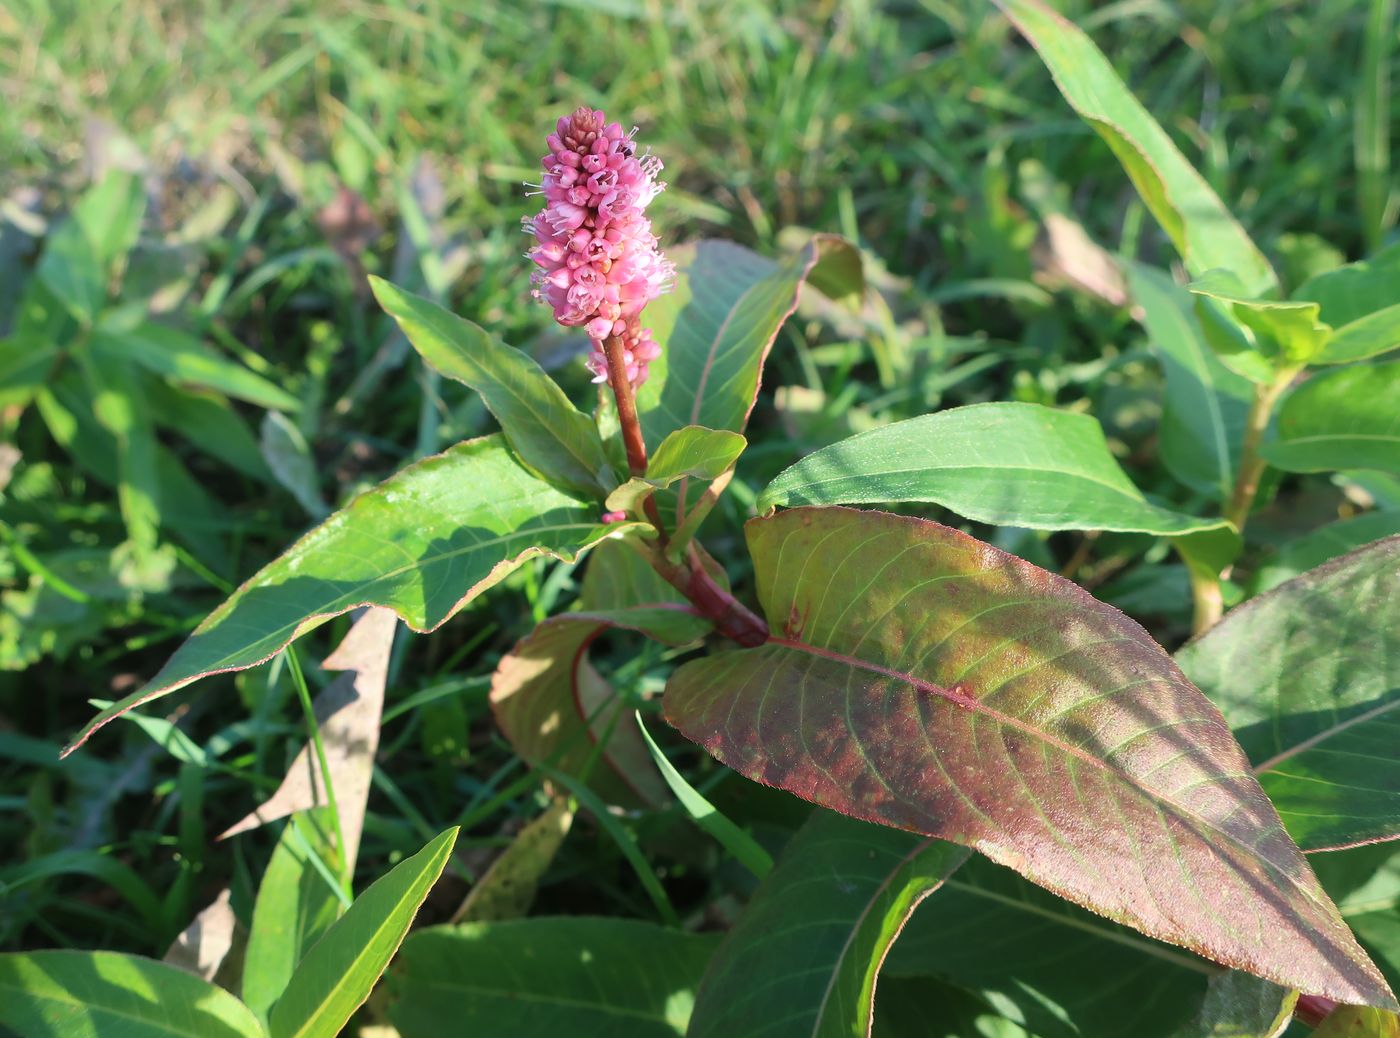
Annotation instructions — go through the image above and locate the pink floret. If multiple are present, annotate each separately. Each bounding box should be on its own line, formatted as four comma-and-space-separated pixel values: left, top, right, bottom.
526, 106, 673, 388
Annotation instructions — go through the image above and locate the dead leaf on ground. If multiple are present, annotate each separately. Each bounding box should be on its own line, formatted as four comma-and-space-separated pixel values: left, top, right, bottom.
218, 607, 396, 872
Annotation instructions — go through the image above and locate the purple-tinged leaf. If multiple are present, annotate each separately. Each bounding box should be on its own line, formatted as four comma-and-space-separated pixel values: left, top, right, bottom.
665, 507, 1395, 1007
1177, 536, 1400, 852
491, 540, 710, 805
687, 809, 967, 1038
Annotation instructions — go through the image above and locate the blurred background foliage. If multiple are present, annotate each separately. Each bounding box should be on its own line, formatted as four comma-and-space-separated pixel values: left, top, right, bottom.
0, 0, 1392, 972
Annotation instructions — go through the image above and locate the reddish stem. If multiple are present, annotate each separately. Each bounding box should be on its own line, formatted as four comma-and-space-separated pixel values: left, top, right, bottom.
602, 336, 769, 647
1294, 995, 1338, 1028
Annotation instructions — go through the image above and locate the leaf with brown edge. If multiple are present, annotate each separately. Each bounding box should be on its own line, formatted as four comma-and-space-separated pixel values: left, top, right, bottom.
664, 506, 1395, 1008
490, 540, 710, 806
63, 434, 646, 757
1176, 536, 1400, 853
687, 808, 967, 1038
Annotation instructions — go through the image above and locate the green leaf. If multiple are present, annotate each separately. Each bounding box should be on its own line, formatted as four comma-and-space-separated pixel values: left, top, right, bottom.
993, 0, 1277, 297
0, 334, 61, 410
242, 812, 344, 1023
892, 861, 1296, 1038
37, 218, 106, 323
1315, 306, 1400, 365
1177, 536, 1400, 852
636, 235, 860, 449
370, 276, 611, 496
637, 713, 774, 879
757, 402, 1233, 538
491, 540, 707, 806
1178, 972, 1296, 1038
388, 917, 719, 1038
1127, 264, 1253, 502
1263, 363, 1400, 474
887, 854, 1214, 1038
1313, 1006, 1400, 1037
873, 977, 1037, 1037
146, 381, 272, 482
1189, 269, 1331, 367
268, 827, 458, 1038
93, 322, 300, 411
73, 169, 147, 269
665, 507, 1393, 1006
63, 434, 643, 756
0, 949, 266, 1038
78, 351, 161, 550
606, 425, 746, 513
688, 809, 967, 1038
260, 412, 328, 519
1252, 512, 1400, 594
1315, 844, 1400, 993
1296, 244, 1400, 328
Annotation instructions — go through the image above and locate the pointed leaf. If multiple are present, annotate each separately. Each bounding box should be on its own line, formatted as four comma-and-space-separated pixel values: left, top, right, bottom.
0, 950, 267, 1038
758, 402, 1233, 538
268, 827, 458, 1038
1263, 363, 1400, 474
242, 812, 345, 1023
993, 0, 1277, 296
388, 917, 719, 1038
665, 507, 1394, 1006
220, 608, 397, 872
165, 888, 239, 984
1315, 306, 1400, 366
370, 276, 611, 496
688, 809, 967, 1038
1127, 264, 1253, 501
450, 798, 573, 924
606, 425, 746, 513
638, 713, 774, 879
636, 235, 860, 447
93, 322, 300, 412
1177, 536, 1400, 851
63, 434, 643, 756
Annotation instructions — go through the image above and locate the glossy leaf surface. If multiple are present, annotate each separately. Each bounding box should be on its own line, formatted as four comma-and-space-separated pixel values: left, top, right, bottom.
1177, 536, 1400, 851
606, 425, 746, 514
388, 917, 719, 1038
758, 403, 1233, 537
65, 434, 641, 756
994, 0, 1277, 296
666, 507, 1393, 1005
268, 827, 458, 1038
371, 276, 612, 496
688, 809, 967, 1038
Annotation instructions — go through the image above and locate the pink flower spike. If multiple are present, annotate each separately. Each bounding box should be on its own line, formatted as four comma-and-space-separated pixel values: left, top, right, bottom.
526, 105, 674, 389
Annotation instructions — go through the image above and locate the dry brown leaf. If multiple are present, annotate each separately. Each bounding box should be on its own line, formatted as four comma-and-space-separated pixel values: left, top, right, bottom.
218, 607, 396, 871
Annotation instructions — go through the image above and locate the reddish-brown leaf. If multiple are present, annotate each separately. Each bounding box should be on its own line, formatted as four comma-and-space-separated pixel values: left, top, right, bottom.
664, 506, 1394, 1007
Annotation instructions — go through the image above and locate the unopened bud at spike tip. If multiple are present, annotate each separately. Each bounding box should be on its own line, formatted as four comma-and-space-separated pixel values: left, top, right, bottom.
526, 106, 673, 388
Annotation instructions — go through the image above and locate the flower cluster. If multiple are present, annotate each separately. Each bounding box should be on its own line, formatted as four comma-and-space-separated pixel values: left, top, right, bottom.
527, 107, 673, 387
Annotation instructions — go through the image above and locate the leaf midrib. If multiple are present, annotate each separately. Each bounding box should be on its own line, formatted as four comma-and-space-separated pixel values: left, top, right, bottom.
765, 635, 1331, 916
398, 976, 675, 1024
